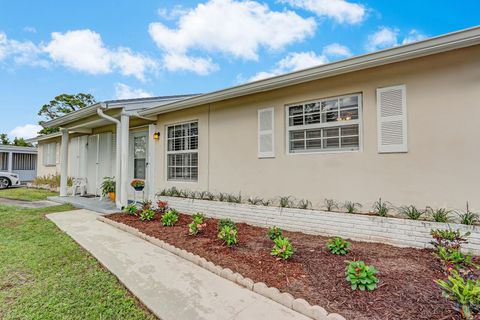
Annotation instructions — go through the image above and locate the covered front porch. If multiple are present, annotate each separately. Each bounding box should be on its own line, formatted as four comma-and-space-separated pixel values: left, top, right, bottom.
55, 103, 158, 209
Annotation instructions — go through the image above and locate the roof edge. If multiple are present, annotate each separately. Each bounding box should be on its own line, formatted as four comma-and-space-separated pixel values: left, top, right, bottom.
140, 25, 480, 116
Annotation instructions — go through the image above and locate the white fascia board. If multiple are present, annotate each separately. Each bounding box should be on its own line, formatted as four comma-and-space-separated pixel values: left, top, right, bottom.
140, 26, 480, 117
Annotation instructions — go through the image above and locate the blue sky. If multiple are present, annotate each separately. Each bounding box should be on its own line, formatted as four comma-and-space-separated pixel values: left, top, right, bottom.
0, 0, 478, 138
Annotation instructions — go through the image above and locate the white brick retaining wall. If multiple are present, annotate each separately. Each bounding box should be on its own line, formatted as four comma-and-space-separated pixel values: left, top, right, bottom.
159, 196, 480, 255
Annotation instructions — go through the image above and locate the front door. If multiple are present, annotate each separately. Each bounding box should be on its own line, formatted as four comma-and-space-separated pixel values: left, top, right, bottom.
130, 131, 148, 181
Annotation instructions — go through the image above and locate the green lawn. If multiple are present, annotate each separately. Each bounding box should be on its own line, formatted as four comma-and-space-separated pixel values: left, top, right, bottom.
0, 187, 58, 201
0, 204, 155, 320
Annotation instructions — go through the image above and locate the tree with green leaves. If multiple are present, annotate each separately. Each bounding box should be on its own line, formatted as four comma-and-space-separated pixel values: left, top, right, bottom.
38, 93, 96, 135
13, 137, 32, 147
0, 133, 10, 145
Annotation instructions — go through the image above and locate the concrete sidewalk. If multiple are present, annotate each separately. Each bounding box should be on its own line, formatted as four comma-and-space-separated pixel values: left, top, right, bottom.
47, 209, 311, 320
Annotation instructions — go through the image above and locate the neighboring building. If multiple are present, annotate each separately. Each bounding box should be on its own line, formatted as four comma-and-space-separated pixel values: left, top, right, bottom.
0, 145, 37, 182
29, 26, 480, 210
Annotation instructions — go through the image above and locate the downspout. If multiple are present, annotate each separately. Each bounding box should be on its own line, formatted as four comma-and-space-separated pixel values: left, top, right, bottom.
97, 104, 122, 209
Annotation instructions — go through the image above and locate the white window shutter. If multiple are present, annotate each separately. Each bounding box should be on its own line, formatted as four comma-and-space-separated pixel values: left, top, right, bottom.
377, 85, 408, 153
258, 107, 275, 158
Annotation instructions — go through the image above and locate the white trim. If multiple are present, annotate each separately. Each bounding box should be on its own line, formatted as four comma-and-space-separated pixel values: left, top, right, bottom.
257, 107, 275, 158
285, 93, 363, 155
376, 84, 408, 153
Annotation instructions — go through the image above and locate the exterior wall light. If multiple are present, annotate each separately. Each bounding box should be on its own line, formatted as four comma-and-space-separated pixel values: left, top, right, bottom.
153, 132, 161, 140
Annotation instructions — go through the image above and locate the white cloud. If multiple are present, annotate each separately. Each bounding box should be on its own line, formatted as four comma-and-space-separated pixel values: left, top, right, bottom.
44, 29, 158, 80
247, 51, 329, 82
9, 124, 42, 139
114, 83, 153, 100
149, 0, 316, 74
322, 43, 352, 57
281, 0, 366, 24
0, 31, 48, 67
402, 29, 428, 45
366, 27, 429, 52
365, 27, 399, 52
23, 26, 37, 33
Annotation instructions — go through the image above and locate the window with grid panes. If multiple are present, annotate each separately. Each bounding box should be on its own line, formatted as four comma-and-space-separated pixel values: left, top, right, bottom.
287, 94, 362, 153
166, 121, 198, 181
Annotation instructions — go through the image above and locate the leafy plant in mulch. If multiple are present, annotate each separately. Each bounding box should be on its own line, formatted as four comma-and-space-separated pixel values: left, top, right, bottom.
326, 237, 350, 255
428, 207, 451, 223
400, 205, 425, 220
218, 225, 238, 247
343, 201, 362, 214
372, 198, 390, 217
279, 196, 294, 208
267, 226, 283, 240
430, 229, 470, 251
345, 260, 379, 291
436, 270, 480, 320
218, 218, 237, 231
456, 202, 479, 226
324, 199, 338, 211
271, 237, 294, 260
188, 213, 206, 235
124, 203, 138, 216
139, 209, 155, 221
434, 247, 476, 270
162, 209, 179, 226
141, 200, 152, 211
156, 200, 168, 214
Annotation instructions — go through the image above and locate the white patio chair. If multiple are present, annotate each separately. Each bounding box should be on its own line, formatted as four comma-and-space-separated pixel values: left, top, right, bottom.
72, 178, 87, 196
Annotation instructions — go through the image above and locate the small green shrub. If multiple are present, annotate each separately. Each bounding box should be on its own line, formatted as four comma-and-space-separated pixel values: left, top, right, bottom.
430, 229, 470, 251
456, 202, 479, 225
248, 197, 263, 205
124, 203, 138, 216
343, 201, 362, 214
345, 260, 379, 291
326, 237, 350, 255
372, 198, 390, 217
218, 218, 237, 231
156, 200, 168, 214
188, 213, 206, 235
279, 196, 294, 208
162, 209, 179, 226
324, 199, 338, 211
271, 237, 294, 260
434, 247, 475, 269
226, 193, 242, 203
428, 207, 451, 223
297, 199, 312, 209
400, 205, 425, 220
199, 191, 215, 200
261, 199, 272, 206
139, 209, 155, 221
436, 270, 480, 320
217, 193, 228, 202
218, 225, 238, 247
267, 226, 283, 240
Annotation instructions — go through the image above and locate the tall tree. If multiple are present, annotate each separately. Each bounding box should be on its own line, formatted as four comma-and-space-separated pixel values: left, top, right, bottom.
0, 133, 10, 145
38, 93, 96, 135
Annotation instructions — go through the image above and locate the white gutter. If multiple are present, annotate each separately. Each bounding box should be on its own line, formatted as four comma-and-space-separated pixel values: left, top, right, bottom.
140, 25, 480, 117
97, 105, 122, 208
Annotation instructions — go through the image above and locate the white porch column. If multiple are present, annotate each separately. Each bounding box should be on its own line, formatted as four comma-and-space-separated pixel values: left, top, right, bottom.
120, 114, 130, 207
115, 123, 122, 208
60, 128, 69, 196
7, 152, 12, 173
147, 124, 157, 201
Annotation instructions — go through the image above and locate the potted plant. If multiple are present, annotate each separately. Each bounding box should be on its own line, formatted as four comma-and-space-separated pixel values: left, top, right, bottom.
130, 179, 145, 191
100, 177, 116, 201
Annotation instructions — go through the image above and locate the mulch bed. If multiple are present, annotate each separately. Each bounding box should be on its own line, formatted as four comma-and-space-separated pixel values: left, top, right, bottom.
106, 212, 460, 320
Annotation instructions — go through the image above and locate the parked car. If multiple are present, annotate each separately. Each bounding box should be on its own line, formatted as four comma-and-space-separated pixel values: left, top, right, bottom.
0, 172, 20, 189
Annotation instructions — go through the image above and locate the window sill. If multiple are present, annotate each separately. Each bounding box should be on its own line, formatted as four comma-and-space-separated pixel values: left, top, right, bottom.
287, 149, 361, 156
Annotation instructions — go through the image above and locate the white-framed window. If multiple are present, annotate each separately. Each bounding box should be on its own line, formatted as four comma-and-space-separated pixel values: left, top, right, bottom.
43, 142, 57, 166
166, 121, 198, 181
286, 93, 362, 154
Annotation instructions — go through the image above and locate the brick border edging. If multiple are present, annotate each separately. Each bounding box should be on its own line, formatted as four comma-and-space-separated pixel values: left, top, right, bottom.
97, 216, 346, 320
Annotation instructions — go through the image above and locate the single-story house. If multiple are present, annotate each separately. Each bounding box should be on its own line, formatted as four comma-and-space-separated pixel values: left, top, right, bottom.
29, 26, 480, 211
0, 145, 37, 182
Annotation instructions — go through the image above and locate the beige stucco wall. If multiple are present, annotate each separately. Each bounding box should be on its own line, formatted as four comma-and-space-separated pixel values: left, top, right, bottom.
153, 45, 480, 210
36, 138, 61, 177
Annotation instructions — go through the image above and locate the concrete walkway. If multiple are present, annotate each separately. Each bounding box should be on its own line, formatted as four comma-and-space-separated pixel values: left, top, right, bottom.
48, 196, 118, 214
47, 209, 310, 320
0, 197, 58, 208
